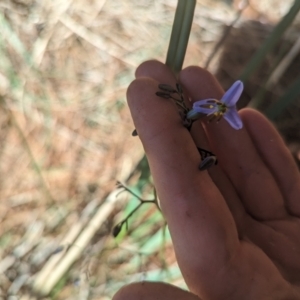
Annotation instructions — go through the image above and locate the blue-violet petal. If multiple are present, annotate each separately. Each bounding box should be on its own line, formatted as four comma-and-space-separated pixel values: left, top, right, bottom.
221, 80, 244, 107
191, 98, 219, 115
223, 108, 243, 130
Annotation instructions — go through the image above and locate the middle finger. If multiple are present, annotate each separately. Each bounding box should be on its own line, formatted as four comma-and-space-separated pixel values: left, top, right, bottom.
179, 66, 287, 221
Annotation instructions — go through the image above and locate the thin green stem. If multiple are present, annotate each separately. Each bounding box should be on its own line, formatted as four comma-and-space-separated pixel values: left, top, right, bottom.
166, 0, 196, 75
205, 0, 248, 69
165, 0, 187, 69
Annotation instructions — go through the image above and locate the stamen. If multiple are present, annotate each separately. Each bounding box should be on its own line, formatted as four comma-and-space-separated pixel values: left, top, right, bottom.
189, 80, 244, 130
216, 113, 223, 122
200, 104, 215, 109
208, 115, 216, 122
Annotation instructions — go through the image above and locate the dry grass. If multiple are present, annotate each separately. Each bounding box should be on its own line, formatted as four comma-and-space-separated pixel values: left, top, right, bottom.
0, 0, 295, 299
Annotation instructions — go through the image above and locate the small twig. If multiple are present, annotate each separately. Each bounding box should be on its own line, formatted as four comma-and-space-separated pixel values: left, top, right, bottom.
32, 0, 73, 66
205, 0, 249, 69
116, 181, 147, 201
113, 182, 159, 237
33, 188, 123, 296
59, 14, 135, 67
266, 35, 300, 88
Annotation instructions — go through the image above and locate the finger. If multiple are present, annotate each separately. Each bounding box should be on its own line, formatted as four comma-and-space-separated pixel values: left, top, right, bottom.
113, 282, 201, 300
179, 66, 287, 221
241, 108, 300, 217
136, 61, 246, 234
133, 60, 178, 137
178, 68, 247, 233
135, 59, 177, 83
127, 70, 239, 292
136, 61, 213, 156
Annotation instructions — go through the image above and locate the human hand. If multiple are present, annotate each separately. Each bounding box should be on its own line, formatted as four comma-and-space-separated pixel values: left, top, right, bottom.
113, 60, 300, 300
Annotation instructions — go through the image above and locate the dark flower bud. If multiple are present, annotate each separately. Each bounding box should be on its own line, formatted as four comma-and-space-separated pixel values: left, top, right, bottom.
112, 222, 123, 238
158, 84, 177, 93
199, 156, 217, 171
155, 91, 171, 99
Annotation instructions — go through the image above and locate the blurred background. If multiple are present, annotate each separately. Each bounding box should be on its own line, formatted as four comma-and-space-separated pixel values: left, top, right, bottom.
0, 0, 299, 299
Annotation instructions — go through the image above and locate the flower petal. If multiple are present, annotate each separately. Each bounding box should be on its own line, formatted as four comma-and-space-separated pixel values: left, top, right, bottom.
186, 110, 205, 120
223, 108, 243, 130
221, 80, 244, 107
190, 98, 219, 115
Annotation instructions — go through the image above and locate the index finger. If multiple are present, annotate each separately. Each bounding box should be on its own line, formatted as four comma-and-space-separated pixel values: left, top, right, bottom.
127, 61, 239, 289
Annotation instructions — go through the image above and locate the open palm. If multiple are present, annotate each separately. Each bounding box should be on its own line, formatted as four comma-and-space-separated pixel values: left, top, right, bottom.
113, 61, 300, 300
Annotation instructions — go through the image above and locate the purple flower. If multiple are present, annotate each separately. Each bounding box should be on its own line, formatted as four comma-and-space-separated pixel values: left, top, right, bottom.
187, 80, 244, 130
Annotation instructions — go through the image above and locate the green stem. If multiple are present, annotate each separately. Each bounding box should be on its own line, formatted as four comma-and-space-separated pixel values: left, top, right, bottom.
166, 0, 196, 75
165, 0, 187, 69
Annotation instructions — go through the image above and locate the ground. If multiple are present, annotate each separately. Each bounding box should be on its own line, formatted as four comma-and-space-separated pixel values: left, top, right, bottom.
0, 0, 297, 299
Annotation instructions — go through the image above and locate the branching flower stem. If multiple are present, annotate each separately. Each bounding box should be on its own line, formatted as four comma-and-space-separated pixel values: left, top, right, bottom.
113, 182, 160, 237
